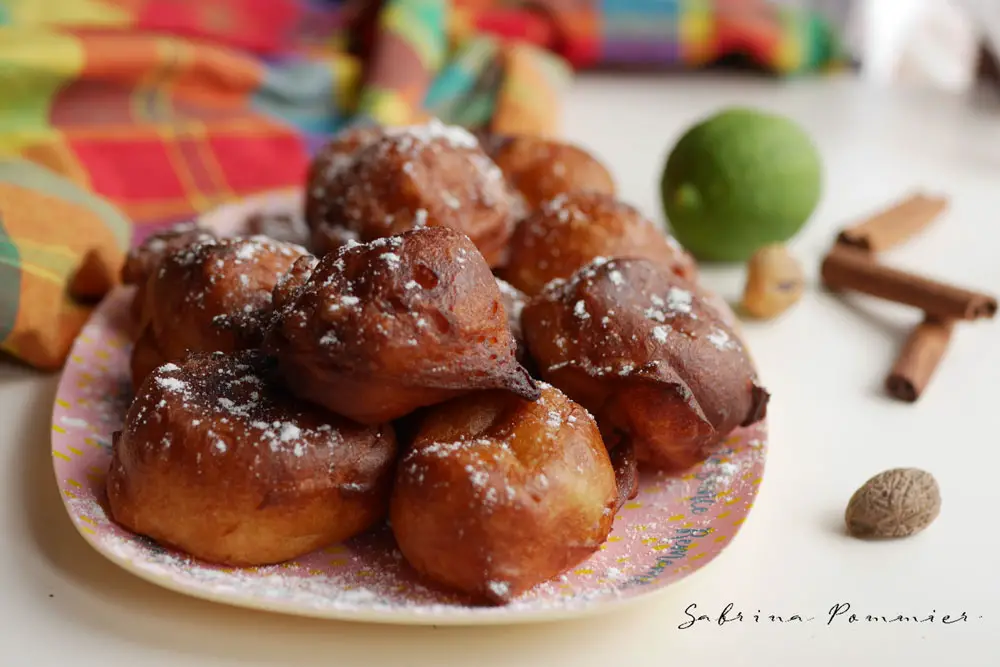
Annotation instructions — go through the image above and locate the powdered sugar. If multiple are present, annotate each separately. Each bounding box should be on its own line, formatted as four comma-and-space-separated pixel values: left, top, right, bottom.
384, 118, 480, 150
156, 377, 186, 392
51, 203, 768, 623
707, 328, 732, 350
487, 580, 511, 598
665, 286, 693, 314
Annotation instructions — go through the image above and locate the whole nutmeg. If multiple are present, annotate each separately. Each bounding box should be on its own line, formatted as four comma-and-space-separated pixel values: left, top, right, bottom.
845, 468, 941, 539
741, 243, 804, 319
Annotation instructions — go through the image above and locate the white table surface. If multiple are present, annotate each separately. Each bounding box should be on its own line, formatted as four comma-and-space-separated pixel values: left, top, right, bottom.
2, 74, 998, 665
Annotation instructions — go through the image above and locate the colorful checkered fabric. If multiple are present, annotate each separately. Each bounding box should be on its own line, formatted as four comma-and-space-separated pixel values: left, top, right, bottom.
0, 0, 840, 371
452, 0, 843, 72
0, 0, 573, 232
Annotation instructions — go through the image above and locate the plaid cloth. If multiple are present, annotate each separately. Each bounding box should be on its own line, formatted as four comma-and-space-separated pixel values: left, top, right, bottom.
452, 0, 843, 72
0, 0, 840, 371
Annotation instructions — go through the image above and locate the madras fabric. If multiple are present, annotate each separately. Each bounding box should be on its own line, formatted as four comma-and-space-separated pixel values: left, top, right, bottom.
0, 0, 572, 233
0, 0, 571, 370
0, 158, 131, 370
0, 0, 840, 371
453, 0, 843, 73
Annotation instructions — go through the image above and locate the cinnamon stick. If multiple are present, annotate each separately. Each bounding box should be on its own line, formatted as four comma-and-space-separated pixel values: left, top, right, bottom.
821, 246, 997, 321
836, 193, 948, 253
885, 317, 954, 402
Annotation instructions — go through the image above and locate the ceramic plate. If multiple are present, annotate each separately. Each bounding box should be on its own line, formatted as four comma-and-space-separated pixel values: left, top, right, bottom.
51, 190, 768, 625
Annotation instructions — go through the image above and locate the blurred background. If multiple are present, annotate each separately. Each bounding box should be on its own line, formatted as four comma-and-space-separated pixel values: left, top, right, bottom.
0, 0, 998, 370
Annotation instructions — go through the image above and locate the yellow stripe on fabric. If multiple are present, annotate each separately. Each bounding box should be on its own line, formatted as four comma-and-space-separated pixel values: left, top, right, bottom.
6, 237, 78, 279
146, 38, 211, 211
3, 0, 131, 26
0, 253, 64, 285
162, 34, 238, 204
0, 28, 85, 136
774, 28, 803, 74
381, 0, 447, 72
357, 89, 413, 127
34, 118, 291, 142
186, 120, 237, 205
330, 54, 362, 115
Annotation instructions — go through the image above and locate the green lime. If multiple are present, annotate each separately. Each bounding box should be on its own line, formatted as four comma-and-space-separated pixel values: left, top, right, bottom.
661, 107, 822, 262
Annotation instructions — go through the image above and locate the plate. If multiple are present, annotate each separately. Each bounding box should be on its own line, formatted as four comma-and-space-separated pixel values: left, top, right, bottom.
51, 191, 768, 625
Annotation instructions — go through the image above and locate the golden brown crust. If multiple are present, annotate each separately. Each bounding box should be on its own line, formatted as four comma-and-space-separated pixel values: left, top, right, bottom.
304, 120, 517, 266
495, 276, 529, 366
609, 440, 639, 511
241, 210, 311, 248
121, 223, 218, 335
130, 235, 309, 389
129, 325, 167, 392
263, 227, 539, 425
390, 384, 616, 604
484, 134, 616, 210
108, 350, 397, 566
500, 192, 697, 296
521, 258, 769, 472
121, 222, 217, 287
304, 124, 386, 247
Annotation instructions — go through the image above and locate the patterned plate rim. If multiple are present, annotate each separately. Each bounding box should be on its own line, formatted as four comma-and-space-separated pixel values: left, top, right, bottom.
50, 190, 768, 625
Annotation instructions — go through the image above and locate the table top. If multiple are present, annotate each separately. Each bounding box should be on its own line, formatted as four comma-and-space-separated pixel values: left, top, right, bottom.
2, 74, 998, 665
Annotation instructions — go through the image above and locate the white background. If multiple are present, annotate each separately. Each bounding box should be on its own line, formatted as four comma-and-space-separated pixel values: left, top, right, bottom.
1, 75, 999, 665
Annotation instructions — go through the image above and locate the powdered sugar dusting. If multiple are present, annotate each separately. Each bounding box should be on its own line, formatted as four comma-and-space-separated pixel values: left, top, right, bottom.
52, 205, 767, 623
384, 118, 480, 150
707, 328, 732, 350
156, 376, 186, 392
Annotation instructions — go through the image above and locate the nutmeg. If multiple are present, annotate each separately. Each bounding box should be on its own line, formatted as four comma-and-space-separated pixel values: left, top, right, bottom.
741, 244, 804, 319
845, 468, 941, 539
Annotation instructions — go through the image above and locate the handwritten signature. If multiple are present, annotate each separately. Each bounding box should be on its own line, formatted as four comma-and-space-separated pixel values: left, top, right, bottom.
678, 603, 981, 629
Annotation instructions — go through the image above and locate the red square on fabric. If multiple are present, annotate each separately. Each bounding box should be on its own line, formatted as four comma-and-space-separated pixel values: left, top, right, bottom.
138, 0, 301, 54
69, 136, 187, 201
208, 130, 307, 193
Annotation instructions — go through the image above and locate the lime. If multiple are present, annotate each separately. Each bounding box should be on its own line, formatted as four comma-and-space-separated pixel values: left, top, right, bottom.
660, 107, 822, 262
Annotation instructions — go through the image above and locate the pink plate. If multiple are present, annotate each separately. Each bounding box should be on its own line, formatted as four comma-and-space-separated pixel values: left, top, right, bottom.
50, 191, 768, 625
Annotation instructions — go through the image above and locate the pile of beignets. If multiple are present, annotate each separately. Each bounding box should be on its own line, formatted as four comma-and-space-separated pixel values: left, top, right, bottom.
110, 119, 769, 605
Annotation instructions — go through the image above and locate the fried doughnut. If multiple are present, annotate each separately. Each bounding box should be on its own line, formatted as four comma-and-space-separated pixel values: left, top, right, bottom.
306, 119, 517, 265
390, 383, 616, 604
108, 351, 397, 566
131, 235, 308, 389
121, 222, 217, 331
610, 440, 640, 512
263, 226, 539, 424
495, 277, 528, 366
304, 124, 385, 250
482, 134, 616, 210
242, 210, 311, 248
501, 192, 697, 296
521, 257, 769, 471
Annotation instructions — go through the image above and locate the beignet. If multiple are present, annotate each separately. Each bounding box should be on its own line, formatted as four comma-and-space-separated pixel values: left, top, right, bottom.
481, 134, 616, 210
495, 276, 528, 366
130, 235, 308, 389
108, 351, 397, 566
263, 226, 539, 425
521, 257, 769, 471
242, 210, 310, 248
121, 222, 217, 331
305, 119, 517, 265
305, 124, 385, 251
501, 192, 697, 296
390, 383, 616, 604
